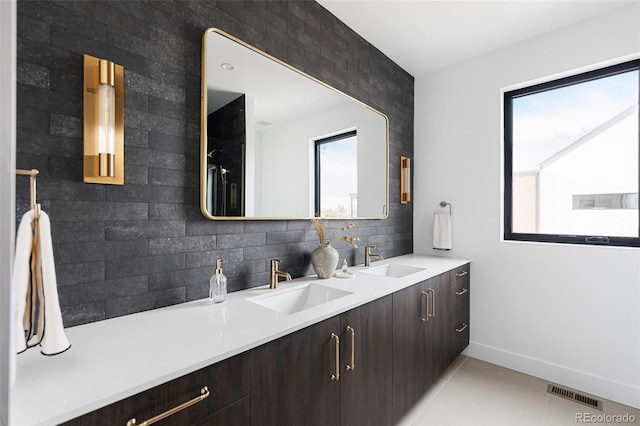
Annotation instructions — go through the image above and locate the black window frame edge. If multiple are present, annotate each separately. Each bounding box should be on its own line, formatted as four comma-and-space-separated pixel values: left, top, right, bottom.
503, 58, 640, 248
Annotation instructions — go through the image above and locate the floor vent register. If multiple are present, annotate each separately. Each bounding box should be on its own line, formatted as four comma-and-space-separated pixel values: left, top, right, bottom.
547, 384, 603, 410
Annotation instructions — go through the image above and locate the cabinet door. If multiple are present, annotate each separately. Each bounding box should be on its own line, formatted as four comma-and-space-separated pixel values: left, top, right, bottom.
392, 278, 430, 422
426, 272, 450, 383
63, 352, 250, 426
251, 316, 341, 426
340, 295, 393, 426
392, 273, 453, 422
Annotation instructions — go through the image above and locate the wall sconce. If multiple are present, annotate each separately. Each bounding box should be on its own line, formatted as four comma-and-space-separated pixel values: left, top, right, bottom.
400, 156, 411, 204
83, 54, 124, 184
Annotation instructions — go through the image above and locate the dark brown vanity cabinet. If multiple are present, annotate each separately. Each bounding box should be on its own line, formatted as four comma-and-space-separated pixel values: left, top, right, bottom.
63, 351, 250, 426
251, 295, 394, 426
392, 265, 471, 422
61, 265, 469, 426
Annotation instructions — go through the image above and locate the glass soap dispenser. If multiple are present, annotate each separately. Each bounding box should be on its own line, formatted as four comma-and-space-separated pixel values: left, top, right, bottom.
210, 258, 227, 303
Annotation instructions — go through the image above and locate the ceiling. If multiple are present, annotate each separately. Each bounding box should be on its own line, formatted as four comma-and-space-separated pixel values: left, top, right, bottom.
316, 0, 635, 77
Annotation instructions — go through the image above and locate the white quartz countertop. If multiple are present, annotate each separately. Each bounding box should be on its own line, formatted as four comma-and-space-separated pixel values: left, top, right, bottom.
10, 254, 469, 426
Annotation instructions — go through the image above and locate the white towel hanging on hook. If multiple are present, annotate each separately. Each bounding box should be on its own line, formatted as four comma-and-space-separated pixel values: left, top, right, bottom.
13, 209, 71, 356
433, 202, 452, 250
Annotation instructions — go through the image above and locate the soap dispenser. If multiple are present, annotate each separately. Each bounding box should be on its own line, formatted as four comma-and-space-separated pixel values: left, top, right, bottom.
210, 258, 227, 303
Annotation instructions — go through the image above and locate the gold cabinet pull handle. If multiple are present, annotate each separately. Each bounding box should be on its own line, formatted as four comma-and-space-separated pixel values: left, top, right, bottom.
428, 288, 436, 319
421, 291, 429, 322
455, 288, 468, 296
346, 326, 355, 371
126, 386, 209, 426
456, 323, 468, 333
456, 270, 468, 278
331, 333, 340, 381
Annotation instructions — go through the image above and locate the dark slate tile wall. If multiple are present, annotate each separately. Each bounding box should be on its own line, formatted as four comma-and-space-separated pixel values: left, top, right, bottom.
16, 0, 414, 327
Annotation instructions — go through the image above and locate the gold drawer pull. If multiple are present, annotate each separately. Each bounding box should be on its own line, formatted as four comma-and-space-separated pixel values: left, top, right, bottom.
455, 288, 468, 296
346, 326, 355, 371
428, 288, 436, 319
421, 291, 430, 322
331, 333, 340, 381
455, 270, 468, 278
127, 386, 209, 426
455, 323, 468, 333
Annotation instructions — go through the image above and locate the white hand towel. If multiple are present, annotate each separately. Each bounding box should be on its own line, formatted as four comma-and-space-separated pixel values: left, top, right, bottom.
13, 210, 71, 356
433, 212, 452, 250
13, 210, 32, 354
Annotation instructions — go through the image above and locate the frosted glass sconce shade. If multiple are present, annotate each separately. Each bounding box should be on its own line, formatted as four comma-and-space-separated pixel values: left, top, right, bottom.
83, 54, 124, 184
400, 156, 411, 204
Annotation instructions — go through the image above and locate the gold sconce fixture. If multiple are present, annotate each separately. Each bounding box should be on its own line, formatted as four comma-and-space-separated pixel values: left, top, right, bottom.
83, 54, 124, 184
400, 156, 411, 204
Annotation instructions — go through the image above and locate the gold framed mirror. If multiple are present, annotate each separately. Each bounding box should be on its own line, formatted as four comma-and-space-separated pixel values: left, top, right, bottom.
200, 28, 389, 220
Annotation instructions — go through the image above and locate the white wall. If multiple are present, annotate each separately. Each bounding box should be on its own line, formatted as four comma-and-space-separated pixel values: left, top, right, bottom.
0, 1, 16, 424
256, 101, 386, 217
414, 4, 640, 408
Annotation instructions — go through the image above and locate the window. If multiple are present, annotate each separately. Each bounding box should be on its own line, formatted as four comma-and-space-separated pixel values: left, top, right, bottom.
315, 131, 358, 217
504, 59, 640, 247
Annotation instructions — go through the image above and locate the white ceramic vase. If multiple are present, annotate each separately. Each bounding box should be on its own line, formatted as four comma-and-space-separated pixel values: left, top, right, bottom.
311, 244, 339, 279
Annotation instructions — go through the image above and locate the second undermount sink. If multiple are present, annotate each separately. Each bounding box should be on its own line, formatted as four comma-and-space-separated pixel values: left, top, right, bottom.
248, 283, 352, 315
361, 263, 426, 278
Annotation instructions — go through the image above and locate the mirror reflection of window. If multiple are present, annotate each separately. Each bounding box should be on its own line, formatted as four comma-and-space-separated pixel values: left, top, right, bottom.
315, 130, 358, 218
201, 29, 389, 220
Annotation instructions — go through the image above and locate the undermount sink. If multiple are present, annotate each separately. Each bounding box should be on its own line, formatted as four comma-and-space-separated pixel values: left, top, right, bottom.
361, 263, 426, 278
248, 283, 352, 315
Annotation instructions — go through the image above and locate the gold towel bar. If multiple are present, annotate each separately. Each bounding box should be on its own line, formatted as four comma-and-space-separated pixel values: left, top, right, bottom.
15, 168, 39, 211
126, 386, 210, 426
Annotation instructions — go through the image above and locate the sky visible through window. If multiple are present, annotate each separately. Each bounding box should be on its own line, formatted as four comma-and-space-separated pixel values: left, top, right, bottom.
512, 70, 638, 172
319, 134, 358, 217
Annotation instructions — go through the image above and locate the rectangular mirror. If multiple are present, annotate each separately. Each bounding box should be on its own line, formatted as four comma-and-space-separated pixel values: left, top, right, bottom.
200, 28, 389, 220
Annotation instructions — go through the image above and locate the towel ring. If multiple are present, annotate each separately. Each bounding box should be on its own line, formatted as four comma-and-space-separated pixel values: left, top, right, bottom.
439, 201, 451, 215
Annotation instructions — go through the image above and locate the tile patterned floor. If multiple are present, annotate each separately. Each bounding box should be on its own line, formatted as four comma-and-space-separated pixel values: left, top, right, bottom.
397, 356, 640, 426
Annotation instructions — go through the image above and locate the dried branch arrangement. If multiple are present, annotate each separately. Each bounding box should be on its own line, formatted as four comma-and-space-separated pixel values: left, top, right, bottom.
312, 218, 360, 248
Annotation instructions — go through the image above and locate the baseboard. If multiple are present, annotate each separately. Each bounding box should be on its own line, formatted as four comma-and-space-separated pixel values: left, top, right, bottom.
464, 341, 640, 409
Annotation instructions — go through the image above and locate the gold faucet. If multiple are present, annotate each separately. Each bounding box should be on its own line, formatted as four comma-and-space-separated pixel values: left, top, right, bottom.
365, 246, 383, 267
270, 259, 292, 289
